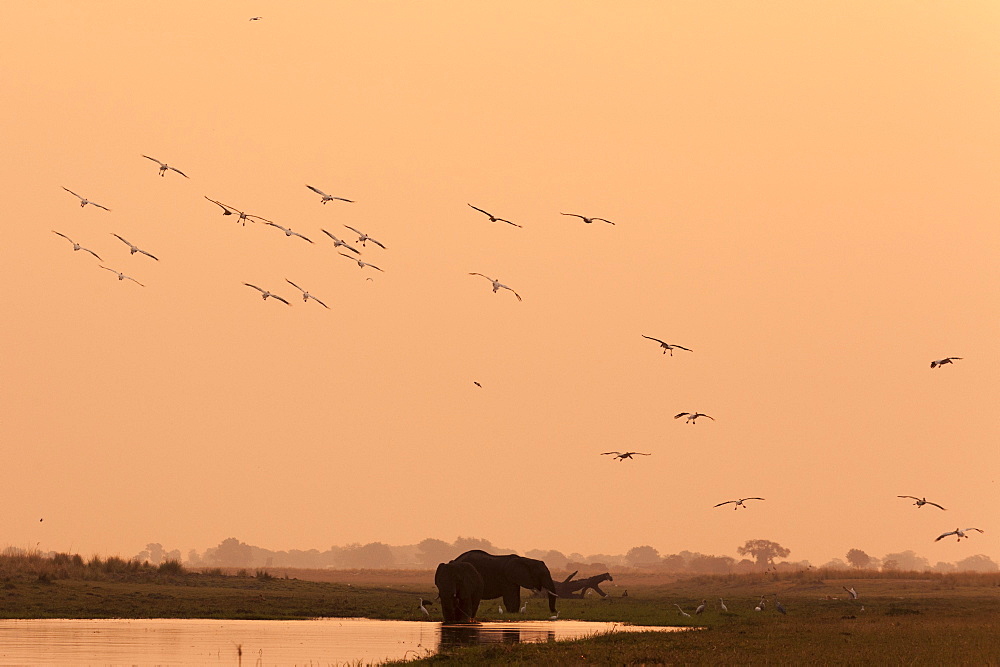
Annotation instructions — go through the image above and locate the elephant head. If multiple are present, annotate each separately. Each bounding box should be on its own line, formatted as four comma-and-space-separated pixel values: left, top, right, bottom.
435, 561, 484, 624
501, 555, 558, 614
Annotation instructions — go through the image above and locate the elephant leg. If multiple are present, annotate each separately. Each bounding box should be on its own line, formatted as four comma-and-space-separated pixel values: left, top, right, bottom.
503, 588, 522, 614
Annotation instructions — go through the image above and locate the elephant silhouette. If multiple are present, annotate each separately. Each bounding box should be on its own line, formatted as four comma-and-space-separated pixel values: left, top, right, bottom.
435, 560, 484, 624
453, 550, 558, 617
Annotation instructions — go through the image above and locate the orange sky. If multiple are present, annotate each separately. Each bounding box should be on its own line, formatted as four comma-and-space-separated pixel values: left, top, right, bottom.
2, 1, 997, 566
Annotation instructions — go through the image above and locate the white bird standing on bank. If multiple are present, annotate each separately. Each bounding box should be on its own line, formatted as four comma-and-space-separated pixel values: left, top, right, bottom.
265, 222, 313, 243
52, 231, 102, 260
898, 496, 946, 510
714, 497, 765, 510
339, 253, 383, 272
641, 335, 692, 356
306, 185, 354, 204
675, 412, 714, 424
343, 225, 386, 249
674, 604, 692, 618
695, 600, 707, 615
62, 187, 110, 210
112, 234, 159, 260
142, 155, 189, 178
469, 273, 521, 301
99, 266, 143, 286
285, 279, 329, 308
930, 357, 962, 368
719, 598, 728, 612
320, 229, 360, 254
935, 527, 984, 542
418, 598, 431, 618
243, 283, 290, 304
468, 204, 521, 227
561, 212, 615, 225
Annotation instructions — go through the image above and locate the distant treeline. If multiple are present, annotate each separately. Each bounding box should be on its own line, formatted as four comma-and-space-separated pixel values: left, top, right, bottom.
126, 538, 999, 575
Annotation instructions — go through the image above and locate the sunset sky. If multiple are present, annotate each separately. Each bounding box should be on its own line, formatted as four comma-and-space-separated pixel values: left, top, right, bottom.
3, 2, 997, 567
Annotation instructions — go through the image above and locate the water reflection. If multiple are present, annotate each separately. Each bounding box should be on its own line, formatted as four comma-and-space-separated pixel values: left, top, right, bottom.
0, 618, 684, 665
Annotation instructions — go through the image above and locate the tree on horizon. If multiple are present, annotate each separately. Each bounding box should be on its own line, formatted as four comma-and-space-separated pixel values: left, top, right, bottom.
736, 539, 790, 567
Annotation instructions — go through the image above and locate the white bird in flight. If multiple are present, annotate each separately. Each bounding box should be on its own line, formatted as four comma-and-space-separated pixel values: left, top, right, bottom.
675, 412, 714, 424
52, 231, 102, 260
561, 212, 615, 225
339, 253, 383, 272
100, 266, 143, 286
285, 279, 329, 308
641, 335, 692, 356
62, 187, 110, 210
468, 204, 521, 227
714, 497, 765, 510
112, 234, 159, 260
469, 273, 521, 301
306, 185, 354, 204
265, 221, 313, 243
343, 225, 386, 249
898, 496, 946, 510
935, 527, 983, 542
243, 283, 291, 304
930, 357, 962, 368
320, 229, 360, 254
142, 155, 189, 178
204, 197, 272, 226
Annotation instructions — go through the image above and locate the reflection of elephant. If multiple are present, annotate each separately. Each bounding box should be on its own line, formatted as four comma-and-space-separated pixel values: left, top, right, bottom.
453, 550, 558, 616
435, 561, 484, 624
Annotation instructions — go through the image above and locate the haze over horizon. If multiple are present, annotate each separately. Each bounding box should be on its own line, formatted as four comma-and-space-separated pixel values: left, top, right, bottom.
3, 2, 997, 568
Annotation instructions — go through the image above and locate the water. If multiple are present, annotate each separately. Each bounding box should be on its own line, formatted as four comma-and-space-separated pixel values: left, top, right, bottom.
0, 618, 684, 665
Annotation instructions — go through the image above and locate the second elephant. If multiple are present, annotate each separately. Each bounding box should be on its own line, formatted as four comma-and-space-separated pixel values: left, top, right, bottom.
453, 549, 558, 616
435, 560, 484, 624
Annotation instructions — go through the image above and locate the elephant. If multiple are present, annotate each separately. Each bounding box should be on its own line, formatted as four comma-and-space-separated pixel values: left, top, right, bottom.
435, 560, 484, 624
453, 550, 558, 617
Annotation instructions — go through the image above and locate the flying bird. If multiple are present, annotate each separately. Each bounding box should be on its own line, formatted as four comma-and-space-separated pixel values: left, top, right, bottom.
204, 197, 272, 225
112, 234, 159, 260
714, 497, 765, 510
249, 16, 263, 21
52, 231, 102, 260
306, 185, 354, 204
285, 279, 329, 308
343, 225, 385, 249
264, 221, 313, 243
675, 412, 714, 424
243, 283, 290, 304
935, 527, 984, 542
339, 252, 383, 272
930, 357, 962, 368
468, 204, 521, 227
320, 229, 360, 254
561, 212, 615, 225
62, 187, 109, 210
601, 451, 650, 461
641, 335, 692, 356
99, 266, 143, 286
469, 273, 521, 301
898, 496, 946, 510
473, 381, 483, 388
141, 155, 189, 178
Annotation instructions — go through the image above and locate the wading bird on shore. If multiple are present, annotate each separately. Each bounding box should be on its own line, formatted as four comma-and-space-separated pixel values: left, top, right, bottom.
641, 335, 692, 356
142, 155, 188, 178
243, 283, 290, 304
418, 598, 432, 618
843, 587, 858, 600
285, 279, 329, 308
719, 599, 728, 612
935, 527, 983, 542
714, 497, 764, 510
561, 212, 615, 225
930, 357, 962, 368
62, 187, 110, 210
204, 197, 271, 225
601, 451, 650, 461
468, 204, 521, 227
99, 266, 143, 286
339, 253, 383, 272
469, 273, 521, 301
306, 185, 353, 204
112, 234, 158, 260
321, 229, 360, 254
343, 225, 386, 249
265, 221, 313, 243
898, 496, 946, 510
776, 599, 787, 615
674, 604, 692, 618
675, 412, 714, 424
695, 600, 707, 615
52, 231, 102, 260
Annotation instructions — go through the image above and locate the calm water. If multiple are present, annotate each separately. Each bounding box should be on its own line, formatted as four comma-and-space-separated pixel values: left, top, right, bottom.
0, 617, 684, 665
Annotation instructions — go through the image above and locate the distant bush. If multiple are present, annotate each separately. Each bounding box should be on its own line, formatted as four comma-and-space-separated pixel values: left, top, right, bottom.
0, 549, 186, 583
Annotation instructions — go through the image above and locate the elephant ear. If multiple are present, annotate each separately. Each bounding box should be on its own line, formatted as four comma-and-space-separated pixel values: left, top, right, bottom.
502, 557, 538, 590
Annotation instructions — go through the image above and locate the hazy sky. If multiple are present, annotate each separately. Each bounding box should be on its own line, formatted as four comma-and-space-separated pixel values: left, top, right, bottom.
3, 2, 997, 566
